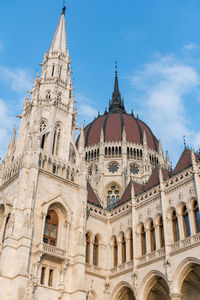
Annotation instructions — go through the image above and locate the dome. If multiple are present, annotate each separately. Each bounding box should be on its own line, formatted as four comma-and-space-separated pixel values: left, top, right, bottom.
79, 66, 158, 151
84, 112, 158, 151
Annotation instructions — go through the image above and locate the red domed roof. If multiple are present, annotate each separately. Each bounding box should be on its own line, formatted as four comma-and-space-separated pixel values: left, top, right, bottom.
79, 67, 159, 151
83, 112, 158, 151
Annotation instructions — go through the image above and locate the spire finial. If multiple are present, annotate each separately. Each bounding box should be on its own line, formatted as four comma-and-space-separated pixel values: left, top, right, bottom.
115, 61, 118, 74
62, 1, 66, 15
183, 135, 186, 148
108, 62, 125, 113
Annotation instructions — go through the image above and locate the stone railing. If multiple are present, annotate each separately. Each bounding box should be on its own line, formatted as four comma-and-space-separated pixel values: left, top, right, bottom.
0, 157, 23, 185
38, 152, 79, 184
110, 260, 133, 275
38, 242, 66, 259
170, 233, 200, 254
138, 248, 165, 265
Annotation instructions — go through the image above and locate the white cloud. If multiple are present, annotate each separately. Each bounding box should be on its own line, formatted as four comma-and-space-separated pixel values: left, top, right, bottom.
184, 43, 200, 51
0, 66, 32, 93
76, 93, 98, 123
0, 98, 16, 159
130, 54, 200, 164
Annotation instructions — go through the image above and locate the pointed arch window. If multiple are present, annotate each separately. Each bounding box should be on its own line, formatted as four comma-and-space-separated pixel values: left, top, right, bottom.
113, 236, 118, 267
2, 213, 10, 243
172, 210, 180, 242
85, 233, 91, 264
194, 201, 200, 233
121, 232, 126, 264
158, 216, 165, 248
182, 205, 191, 237
141, 224, 146, 255
93, 235, 99, 266
43, 210, 58, 246
150, 220, 156, 251
129, 229, 133, 260
106, 185, 120, 210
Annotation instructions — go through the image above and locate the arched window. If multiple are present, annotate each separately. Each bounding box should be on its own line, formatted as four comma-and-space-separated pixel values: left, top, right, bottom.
43, 210, 58, 246
172, 210, 180, 242
93, 235, 99, 266
46, 91, 51, 100
113, 236, 118, 267
129, 230, 133, 260
52, 123, 61, 155
141, 224, 146, 255
193, 201, 200, 233
106, 185, 120, 210
85, 233, 91, 264
121, 232, 126, 264
182, 205, 191, 237
150, 220, 156, 251
158, 216, 165, 248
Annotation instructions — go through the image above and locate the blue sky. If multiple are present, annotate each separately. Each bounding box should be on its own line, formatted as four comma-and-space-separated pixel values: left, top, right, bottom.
0, 0, 200, 166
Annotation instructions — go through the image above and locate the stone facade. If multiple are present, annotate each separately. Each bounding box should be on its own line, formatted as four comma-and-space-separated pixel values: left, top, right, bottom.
0, 7, 200, 300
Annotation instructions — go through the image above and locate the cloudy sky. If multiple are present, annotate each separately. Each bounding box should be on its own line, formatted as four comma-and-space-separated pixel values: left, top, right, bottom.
0, 0, 200, 166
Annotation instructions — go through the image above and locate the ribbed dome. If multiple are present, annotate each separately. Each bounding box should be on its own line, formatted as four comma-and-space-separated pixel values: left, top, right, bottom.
83, 112, 158, 151
78, 66, 159, 151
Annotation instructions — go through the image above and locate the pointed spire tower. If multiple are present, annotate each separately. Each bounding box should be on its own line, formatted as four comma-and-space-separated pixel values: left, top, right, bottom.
109, 62, 125, 113
15, 6, 76, 162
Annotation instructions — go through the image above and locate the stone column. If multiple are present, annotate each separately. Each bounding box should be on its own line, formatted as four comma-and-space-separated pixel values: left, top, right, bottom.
90, 238, 94, 265
177, 210, 185, 240
170, 293, 182, 300
188, 205, 196, 236
155, 222, 161, 249
126, 236, 131, 262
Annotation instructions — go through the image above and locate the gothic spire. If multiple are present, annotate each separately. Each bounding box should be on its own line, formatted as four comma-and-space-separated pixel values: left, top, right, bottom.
109, 62, 125, 113
49, 6, 67, 55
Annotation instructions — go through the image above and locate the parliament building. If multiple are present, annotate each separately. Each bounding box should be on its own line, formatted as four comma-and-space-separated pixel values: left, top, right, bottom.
0, 7, 200, 300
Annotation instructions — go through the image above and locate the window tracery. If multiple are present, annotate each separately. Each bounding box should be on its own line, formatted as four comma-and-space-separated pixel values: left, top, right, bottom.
108, 163, 119, 173
106, 185, 120, 210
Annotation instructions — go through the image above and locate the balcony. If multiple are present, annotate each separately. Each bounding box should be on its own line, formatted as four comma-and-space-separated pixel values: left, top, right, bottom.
171, 232, 200, 254
138, 248, 165, 265
37, 242, 66, 260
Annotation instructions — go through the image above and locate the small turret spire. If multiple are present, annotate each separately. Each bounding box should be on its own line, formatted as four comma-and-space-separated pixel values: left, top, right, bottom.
109, 62, 125, 113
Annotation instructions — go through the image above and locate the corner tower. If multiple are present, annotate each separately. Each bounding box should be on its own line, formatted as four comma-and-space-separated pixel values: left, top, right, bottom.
0, 8, 87, 300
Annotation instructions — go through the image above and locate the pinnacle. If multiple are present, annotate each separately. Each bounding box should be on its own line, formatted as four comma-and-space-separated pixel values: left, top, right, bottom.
49, 9, 67, 55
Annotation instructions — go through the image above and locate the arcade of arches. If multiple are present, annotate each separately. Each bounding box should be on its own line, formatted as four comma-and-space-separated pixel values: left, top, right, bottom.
114, 265, 200, 300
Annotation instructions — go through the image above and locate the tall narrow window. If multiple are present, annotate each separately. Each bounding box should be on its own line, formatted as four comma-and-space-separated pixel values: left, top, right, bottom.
85, 233, 91, 264
93, 235, 99, 266
121, 232, 126, 264
52, 65, 55, 76
150, 221, 156, 251
172, 210, 180, 242
48, 269, 54, 287
40, 267, 46, 285
52, 124, 61, 155
43, 210, 58, 246
129, 230, 133, 260
113, 236, 118, 267
141, 224, 146, 255
194, 201, 200, 233
2, 213, 10, 243
182, 205, 191, 237
159, 216, 165, 248
106, 185, 120, 210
